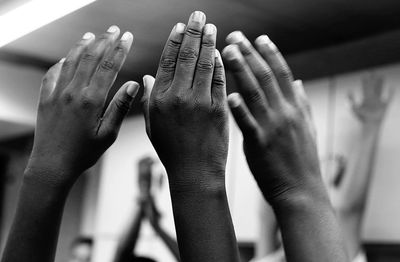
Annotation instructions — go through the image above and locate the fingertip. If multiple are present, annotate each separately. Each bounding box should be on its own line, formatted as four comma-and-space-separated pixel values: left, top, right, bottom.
255, 34, 272, 46
189, 10, 206, 24
221, 44, 241, 61
121, 31, 134, 42
293, 79, 303, 87
59, 57, 66, 64
126, 81, 140, 97
143, 75, 155, 88
107, 25, 120, 34
228, 93, 242, 108
175, 23, 186, 34
204, 23, 217, 35
226, 31, 244, 44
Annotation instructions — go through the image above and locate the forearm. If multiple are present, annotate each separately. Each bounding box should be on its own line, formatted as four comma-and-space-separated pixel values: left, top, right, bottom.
336, 123, 382, 213
168, 172, 240, 262
1, 171, 71, 262
272, 188, 348, 262
255, 198, 280, 258
153, 226, 181, 261
114, 206, 144, 262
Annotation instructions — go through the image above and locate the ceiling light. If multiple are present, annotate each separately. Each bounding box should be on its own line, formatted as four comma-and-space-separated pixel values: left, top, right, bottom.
0, 0, 97, 48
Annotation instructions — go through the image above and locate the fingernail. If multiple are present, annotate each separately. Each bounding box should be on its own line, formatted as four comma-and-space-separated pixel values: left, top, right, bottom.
215, 49, 220, 58
59, 57, 66, 63
228, 93, 242, 108
255, 35, 271, 45
176, 23, 185, 34
121, 31, 133, 41
226, 31, 244, 44
82, 32, 94, 40
204, 24, 216, 35
190, 11, 206, 23
255, 35, 276, 49
126, 82, 139, 96
222, 45, 241, 60
107, 25, 119, 33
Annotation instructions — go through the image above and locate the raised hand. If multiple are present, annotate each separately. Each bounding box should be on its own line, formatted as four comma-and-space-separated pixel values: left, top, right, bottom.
349, 74, 393, 124
1, 27, 138, 262
142, 12, 228, 191
27, 26, 138, 188
223, 31, 320, 204
222, 31, 347, 262
141, 11, 239, 262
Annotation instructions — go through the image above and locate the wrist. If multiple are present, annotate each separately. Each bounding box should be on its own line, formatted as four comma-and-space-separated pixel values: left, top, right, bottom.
268, 179, 331, 215
22, 171, 71, 203
167, 168, 226, 195
24, 160, 77, 193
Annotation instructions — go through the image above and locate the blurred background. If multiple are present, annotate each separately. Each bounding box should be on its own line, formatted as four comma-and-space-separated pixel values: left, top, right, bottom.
1, 0, 400, 261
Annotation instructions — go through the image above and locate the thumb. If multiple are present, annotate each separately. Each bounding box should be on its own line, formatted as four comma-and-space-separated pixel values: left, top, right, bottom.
142, 75, 155, 138
99, 81, 140, 138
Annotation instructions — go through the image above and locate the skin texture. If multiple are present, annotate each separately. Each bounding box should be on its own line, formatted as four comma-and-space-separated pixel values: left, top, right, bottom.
141, 11, 240, 262
222, 31, 348, 262
1, 27, 139, 262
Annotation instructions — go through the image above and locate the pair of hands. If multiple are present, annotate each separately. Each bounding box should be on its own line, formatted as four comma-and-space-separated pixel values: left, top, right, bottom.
30, 11, 321, 206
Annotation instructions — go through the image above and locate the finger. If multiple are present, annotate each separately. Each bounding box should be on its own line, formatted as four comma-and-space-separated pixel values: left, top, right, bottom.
89, 31, 134, 97
40, 59, 64, 100
155, 23, 186, 90
142, 75, 155, 137
292, 79, 308, 107
228, 93, 261, 141
172, 11, 206, 89
72, 25, 121, 88
211, 50, 226, 107
55, 32, 95, 94
226, 31, 283, 108
255, 35, 295, 101
222, 44, 269, 120
99, 81, 140, 137
193, 23, 217, 100
293, 80, 314, 121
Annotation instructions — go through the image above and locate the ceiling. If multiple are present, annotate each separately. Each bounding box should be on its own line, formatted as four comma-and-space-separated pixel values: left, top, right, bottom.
2, 0, 400, 80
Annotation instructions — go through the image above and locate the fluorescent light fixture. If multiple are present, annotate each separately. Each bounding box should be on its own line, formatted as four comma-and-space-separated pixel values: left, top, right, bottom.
0, 0, 97, 48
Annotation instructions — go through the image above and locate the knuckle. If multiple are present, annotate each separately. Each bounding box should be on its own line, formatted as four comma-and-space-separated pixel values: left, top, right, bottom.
79, 96, 98, 109
81, 52, 98, 63
275, 66, 292, 80
245, 90, 264, 105
171, 93, 188, 108
197, 58, 214, 71
212, 73, 225, 87
159, 56, 176, 72
167, 39, 181, 50
178, 47, 198, 63
240, 45, 252, 56
257, 69, 274, 84
186, 27, 202, 38
60, 91, 75, 105
201, 37, 215, 48
100, 59, 116, 71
